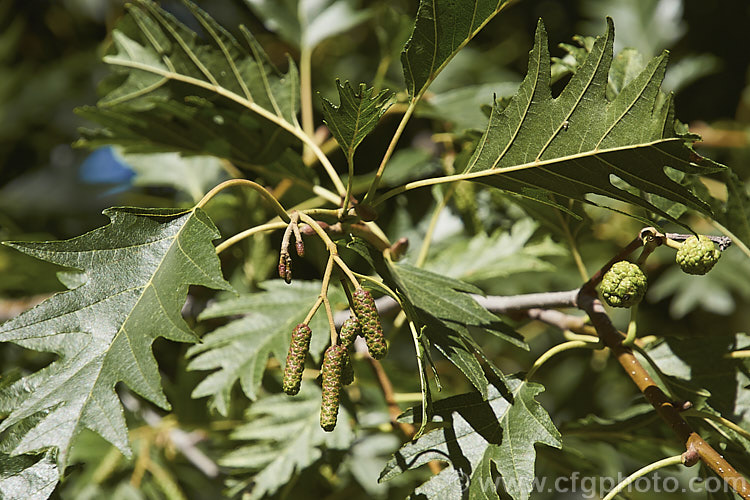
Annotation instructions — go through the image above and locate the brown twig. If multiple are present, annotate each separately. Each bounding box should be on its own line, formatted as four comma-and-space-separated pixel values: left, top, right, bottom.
576, 291, 750, 498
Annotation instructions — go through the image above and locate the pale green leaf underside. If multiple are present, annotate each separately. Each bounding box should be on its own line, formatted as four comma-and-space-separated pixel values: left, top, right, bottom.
464, 18, 725, 226
221, 382, 353, 499
188, 281, 345, 416
0, 207, 231, 471
320, 80, 393, 156
401, 0, 512, 98
0, 451, 58, 500
102, 0, 299, 123
381, 378, 561, 500
387, 263, 523, 398
244, 0, 371, 50
78, 0, 302, 168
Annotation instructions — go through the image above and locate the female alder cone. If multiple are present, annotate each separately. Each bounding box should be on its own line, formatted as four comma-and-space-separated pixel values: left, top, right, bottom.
676, 235, 721, 275
600, 261, 647, 308
282, 323, 312, 395
352, 288, 387, 359
338, 317, 360, 348
320, 344, 347, 431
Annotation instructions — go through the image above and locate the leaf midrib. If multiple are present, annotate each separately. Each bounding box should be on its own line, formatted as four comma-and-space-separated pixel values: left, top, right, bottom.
10, 209, 202, 447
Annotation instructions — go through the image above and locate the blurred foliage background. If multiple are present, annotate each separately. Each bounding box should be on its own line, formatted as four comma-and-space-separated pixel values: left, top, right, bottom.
1, 0, 750, 498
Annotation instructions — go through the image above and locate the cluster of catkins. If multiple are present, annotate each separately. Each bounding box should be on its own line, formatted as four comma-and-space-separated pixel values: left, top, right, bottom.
282, 287, 387, 431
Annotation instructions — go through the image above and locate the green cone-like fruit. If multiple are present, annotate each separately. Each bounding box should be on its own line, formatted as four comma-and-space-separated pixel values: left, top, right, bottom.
600, 261, 647, 308
320, 344, 347, 431
352, 288, 387, 359
676, 235, 721, 275
282, 324, 312, 395
339, 317, 360, 348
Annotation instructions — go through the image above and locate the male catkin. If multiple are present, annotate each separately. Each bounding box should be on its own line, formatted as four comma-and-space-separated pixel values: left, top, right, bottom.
320, 344, 347, 431
352, 288, 387, 359
282, 323, 312, 395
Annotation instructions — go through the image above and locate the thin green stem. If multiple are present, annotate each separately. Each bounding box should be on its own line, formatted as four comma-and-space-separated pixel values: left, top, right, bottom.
231, 158, 341, 205
304, 255, 335, 331
555, 208, 588, 281
297, 213, 361, 302
342, 153, 355, 213
525, 340, 601, 381
712, 220, 750, 259
416, 185, 456, 268
324, 296, 336, 345
362, 99, 417, 204
623, 304, 638, 346
371, 55, 391, 93
371, 139, 686, 207
630, 343, 682, 401
352, 272, 401, 304
297, 212, 337, 253
300, 45, 314, 148
408, 319, 430, 439
725, 350, 750, 359
333, 255, 360, 288
215, 221, 288, 254
303, 296, 324, 325
684, 409, 750, 441
196, 179, 290, 222
602, 455, 683, 500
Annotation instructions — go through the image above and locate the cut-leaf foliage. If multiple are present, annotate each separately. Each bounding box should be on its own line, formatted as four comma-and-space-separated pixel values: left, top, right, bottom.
188, 281, 345, 416
0, 451, 58, 500
401, 0, 512, 98
463, 18, 725, 227
388, 263, 524, 398
717, 169, 750, 250
77, 0, 303, 171
221, 382, 353, 500
124, 151, 228, 203
0, 207, 231, 470
647, 334, 750, 430
320, 80, 393, 157
244, 0, 371, 51
424, 219, 564, 283
380, 378, 561, 500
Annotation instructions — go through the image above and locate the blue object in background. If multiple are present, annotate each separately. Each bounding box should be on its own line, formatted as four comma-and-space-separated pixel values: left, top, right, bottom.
79, 146, 135, 194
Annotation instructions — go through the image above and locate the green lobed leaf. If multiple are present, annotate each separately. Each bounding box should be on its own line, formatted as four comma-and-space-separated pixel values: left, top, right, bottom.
423, 219, 565, 284
417, 82, 521, 133
220, 382, 353, 499
390, 263, 493, 325
646, 334, 750, 430
380, 378, 561, 500
123, 151, 229, 203
463, 18, 726, 227
0, 451, 58, 500
320, 80, 393, 157
188, 281, 345, 416
77, 0, 303, 170
0, 207, 232, 471
718, 169, 750, 250
387, 263, 524, 398
401, 0, 512, 98
244, 0, 371, 51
